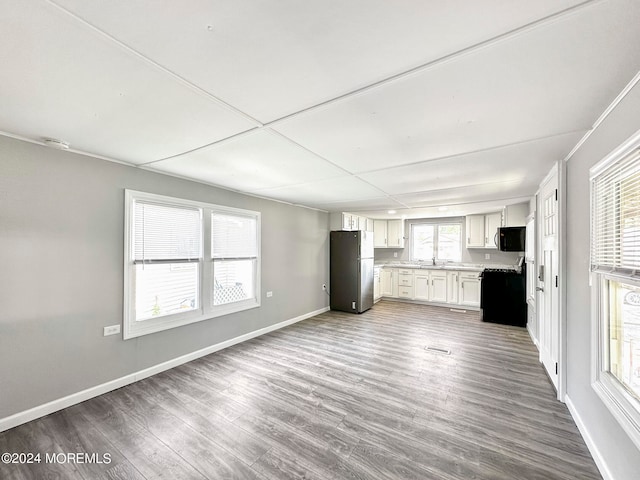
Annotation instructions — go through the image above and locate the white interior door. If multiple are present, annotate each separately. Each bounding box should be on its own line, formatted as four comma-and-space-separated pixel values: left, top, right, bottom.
538, 170, 559, 389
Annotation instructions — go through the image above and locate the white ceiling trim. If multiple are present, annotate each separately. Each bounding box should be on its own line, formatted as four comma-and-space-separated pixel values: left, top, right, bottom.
0, 129, 137, 168
563, 68, 640, 162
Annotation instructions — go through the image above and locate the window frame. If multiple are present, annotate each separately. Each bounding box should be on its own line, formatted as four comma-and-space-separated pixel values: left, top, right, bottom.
123, 190, 261, 339
590, 130, 640, 450
410, 221, 462, 263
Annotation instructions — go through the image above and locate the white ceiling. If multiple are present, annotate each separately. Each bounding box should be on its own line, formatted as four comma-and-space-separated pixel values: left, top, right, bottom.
1, 0, 639, 218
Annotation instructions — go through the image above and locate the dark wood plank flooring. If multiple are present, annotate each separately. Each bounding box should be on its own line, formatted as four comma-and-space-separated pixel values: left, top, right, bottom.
0, 301, 602, 479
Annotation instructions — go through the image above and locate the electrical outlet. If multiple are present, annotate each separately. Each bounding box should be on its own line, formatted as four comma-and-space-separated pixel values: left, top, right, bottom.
266, 291, 273, 298
103, 324, 121, 336
485, 253, 491, 260
393, 252, 398, 258
322, 284, 326, 290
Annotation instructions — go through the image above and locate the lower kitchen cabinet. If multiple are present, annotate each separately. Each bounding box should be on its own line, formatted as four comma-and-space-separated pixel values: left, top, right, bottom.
447, 271, 459, 304
414, 274, 429, 301
459, 272, 481, 307
374, 267, 381, 302
379, 267, 481, 309
381, 268, 396, 297
429, 271, 447, 303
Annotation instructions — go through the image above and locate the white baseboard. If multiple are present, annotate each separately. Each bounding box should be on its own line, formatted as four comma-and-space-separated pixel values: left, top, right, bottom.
565, 395, 613, 480
0, 306, 329, 433
527, 323, 540, 349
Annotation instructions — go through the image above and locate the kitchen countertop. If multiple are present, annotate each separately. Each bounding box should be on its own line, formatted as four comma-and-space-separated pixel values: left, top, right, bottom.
374, 263, 507, 272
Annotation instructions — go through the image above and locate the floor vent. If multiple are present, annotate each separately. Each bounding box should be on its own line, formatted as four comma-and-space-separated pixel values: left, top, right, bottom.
425, 346, 451, 355
449, 308, 467, 313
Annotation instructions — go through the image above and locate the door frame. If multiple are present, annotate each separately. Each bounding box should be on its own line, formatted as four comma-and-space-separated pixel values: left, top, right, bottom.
536, 160, 566, 402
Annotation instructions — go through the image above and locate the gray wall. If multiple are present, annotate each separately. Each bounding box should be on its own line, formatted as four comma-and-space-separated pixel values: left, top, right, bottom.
0, 136, 329, 419
565, 82, 640, 479
374, 216, 523, 266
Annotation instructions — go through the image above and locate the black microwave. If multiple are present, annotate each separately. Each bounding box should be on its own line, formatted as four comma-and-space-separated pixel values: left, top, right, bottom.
498, 226, 526, 252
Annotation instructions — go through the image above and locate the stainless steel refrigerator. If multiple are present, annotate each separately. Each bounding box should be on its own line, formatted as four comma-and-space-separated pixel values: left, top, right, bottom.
330, 230, 374, 313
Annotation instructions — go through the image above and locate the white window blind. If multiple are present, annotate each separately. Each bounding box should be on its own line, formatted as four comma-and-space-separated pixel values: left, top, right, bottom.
591, 148, 640, 275
212, 213, 257, 259
212, 213, 258, 306
132, 201, 202, 321
134, 201, 202, 262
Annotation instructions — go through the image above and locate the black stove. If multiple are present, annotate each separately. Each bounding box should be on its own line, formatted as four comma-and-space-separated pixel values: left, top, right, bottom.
480, 266, 526, 327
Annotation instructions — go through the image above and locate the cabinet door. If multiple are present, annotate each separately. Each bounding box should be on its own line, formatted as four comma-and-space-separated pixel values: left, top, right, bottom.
342, 213, 353, 230
381, 269, 395, 296
459, 274, 481, 306
374, 270, 381, 300
429, 272, 447, 303
447, 272, 459, 304
466, 215, 485, 247
414, 274, 429, 300
387, 220, 404, 248
373, 220, 388, 247
484, 212, 502, 248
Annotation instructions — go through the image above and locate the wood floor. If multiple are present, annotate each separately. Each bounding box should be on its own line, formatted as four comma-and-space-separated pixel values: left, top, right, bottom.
0, 301, 601, 480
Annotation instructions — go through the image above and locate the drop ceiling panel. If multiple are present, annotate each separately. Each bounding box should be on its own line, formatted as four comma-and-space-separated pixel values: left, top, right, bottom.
392, 182, 540, 209
54, 0, 586, 122
358, 131, 584, 195
149, 129, 347, 191
314, 197, 407, 213
274, 0, 640, 173
0, 2, 255, 164
249, 176, 386, 207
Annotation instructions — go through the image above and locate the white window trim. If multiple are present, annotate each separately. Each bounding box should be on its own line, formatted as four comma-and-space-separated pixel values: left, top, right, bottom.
410, 221, 462, 262
123, 190, 261, 339
590, 128, 640, 451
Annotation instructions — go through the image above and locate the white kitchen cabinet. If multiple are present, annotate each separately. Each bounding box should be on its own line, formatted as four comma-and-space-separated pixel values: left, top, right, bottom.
466, 212, 501, 248
373, 219, 388, 247
429, 271, 447, 303
381, 268, 396, 297
340, 213, 372, 231
374, 267, 381, 302
446, 271, 459, 304
342, 213, 353, 230
466, 215, 486, 248
387, 220, 405, 248
502, 203, 529, 227
484, 212, 502, 248
414, 273, 429, 301
459, 272, 481, 307
396, 269, 413, 298
373, 219, 404, 248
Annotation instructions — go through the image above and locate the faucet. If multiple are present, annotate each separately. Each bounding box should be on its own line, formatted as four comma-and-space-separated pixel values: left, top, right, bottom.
432, 256, 436, 266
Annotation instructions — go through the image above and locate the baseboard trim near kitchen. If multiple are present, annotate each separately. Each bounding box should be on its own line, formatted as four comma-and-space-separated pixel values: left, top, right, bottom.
527, 324, 539, 349
565, 395, 613, 480
0, 306, 329, 433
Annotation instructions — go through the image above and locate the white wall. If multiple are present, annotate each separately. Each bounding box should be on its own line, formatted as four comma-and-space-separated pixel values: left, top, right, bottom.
565, 81, 640, 479
0, 136, 329, 421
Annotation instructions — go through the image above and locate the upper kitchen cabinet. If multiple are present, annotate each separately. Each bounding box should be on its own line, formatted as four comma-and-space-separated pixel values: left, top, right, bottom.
387, 219, 405, 248
374, 219, 405, 248
331, 212, 373, 232
466, 212, 502, 248
466, 215, 486, 248
502, 203, 529, 227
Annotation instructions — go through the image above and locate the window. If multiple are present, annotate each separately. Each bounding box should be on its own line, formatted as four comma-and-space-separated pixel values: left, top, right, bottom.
411, 223, 461, 262
124, 190, 260, 339
591, 138, 640, 449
